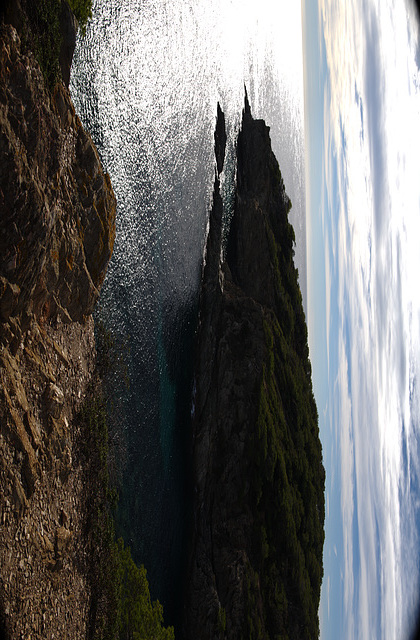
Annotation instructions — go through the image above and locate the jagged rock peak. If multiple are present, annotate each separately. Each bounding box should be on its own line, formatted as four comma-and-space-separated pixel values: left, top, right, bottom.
214, 102, 227, 177
227, 94, 293, 314
184, 97, 324, 640
243, 84, 251, 116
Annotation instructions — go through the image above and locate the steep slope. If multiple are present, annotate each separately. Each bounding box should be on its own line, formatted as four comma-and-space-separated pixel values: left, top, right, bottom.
0, 15, 116, 639
184, 97, 325, 640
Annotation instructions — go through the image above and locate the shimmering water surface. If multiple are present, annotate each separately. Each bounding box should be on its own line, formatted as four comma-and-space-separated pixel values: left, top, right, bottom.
70, 0, 305, 628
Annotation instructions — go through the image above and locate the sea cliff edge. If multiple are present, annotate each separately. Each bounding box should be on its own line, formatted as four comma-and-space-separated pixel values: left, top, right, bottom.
184, 97, 325, 640
0, 4, 116, 636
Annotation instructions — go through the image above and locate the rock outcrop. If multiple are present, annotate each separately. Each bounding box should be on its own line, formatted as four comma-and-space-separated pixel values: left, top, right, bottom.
0, 24, 115, 328
0, 15, 116, 640
184, 98, 324, 640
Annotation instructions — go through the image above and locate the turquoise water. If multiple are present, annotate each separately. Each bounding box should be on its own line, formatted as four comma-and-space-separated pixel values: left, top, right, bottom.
70, 0, 306, 629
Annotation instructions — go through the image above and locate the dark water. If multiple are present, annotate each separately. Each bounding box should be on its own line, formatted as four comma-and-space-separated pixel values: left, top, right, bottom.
70, 0, 306, 629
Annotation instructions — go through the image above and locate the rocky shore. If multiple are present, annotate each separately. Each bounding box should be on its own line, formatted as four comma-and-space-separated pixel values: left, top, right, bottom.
0, 10, 116, 638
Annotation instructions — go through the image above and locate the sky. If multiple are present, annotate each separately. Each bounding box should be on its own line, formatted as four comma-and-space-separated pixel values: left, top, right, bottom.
302, 1, 420, 638
71, 1, 420, 636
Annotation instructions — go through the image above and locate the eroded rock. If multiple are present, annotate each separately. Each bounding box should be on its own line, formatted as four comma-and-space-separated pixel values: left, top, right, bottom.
0, 14, 114, 640
0, 24, 116, 331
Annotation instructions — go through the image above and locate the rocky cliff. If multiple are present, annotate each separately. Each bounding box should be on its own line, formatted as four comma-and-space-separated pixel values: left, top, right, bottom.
184, 98, 325, 640
0, 10, 116, 639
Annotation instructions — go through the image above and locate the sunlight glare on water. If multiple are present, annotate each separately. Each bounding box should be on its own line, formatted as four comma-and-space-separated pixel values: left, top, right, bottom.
70, 0, 305, 628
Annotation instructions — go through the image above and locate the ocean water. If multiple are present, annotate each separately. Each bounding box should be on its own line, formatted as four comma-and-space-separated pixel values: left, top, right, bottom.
70, 0, 305, 629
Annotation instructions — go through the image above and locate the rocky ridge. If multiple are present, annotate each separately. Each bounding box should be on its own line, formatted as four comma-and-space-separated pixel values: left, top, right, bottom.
0, 14, 116, 640
184, 98, 324, 640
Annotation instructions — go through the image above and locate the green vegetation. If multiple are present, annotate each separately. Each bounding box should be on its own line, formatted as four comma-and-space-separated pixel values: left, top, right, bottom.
10, 0, 92, 88
67, 0, 92, 35
26, 0, 62, 88
246, 311, 324, 640
241, 154, 325, 639
217, 607, 227, 634
79, 333, 173, 640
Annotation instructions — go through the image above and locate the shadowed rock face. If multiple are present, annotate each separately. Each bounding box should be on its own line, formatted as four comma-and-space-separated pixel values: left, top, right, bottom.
214, 102, 227, 177
227, 91, 292, 314
59, 0, 78, 88
0, 24, 116, 329
0, 0, 78, 89
184, 100, 324, 640
0, 19, 116, 640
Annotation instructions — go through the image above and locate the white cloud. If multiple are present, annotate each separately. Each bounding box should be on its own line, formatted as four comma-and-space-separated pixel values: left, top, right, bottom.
318, 0, 420, 638
325, 227, 331, 377
335, 334, 355, 636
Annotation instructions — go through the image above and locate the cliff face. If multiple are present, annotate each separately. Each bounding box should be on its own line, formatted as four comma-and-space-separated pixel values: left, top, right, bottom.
184, 99, 324, 640
0, 18, 116, 639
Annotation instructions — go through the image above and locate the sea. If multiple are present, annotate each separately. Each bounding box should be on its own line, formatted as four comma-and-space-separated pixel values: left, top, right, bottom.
70, 0, 306, 631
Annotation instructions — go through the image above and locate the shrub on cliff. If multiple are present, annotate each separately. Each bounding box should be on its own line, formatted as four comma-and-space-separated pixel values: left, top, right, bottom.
3, 0, 93, 87
67, 0, 92, 34
25, 0, 62, 88
79, 317, 173, 640
115, 538, 175, 640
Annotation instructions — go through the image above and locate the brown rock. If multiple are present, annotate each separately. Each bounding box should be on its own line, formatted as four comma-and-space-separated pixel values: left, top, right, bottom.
24, 412, 42, 449
0, 24, 116, 329
11, 476, 28, 516
0, 276, 20, 321
45, 382, 64, 420
43, 534, 55, 559
2, 386, 39, 495
55, 526, 71, 557
0, 13, 115, 639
